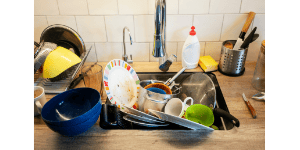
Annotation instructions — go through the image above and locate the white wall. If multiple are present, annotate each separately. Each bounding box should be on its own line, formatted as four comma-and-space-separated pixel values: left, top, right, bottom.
34, 0, 265, 62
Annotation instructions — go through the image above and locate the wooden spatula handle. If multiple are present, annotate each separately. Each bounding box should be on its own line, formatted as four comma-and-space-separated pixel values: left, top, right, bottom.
245, 101, 257, 119
242, 12, 256, 33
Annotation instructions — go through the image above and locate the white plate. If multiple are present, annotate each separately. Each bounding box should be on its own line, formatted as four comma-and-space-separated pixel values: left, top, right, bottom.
103, 59, 140, 109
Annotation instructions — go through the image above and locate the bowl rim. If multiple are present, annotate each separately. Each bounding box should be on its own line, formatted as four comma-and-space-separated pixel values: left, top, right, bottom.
41, 87, 101, 126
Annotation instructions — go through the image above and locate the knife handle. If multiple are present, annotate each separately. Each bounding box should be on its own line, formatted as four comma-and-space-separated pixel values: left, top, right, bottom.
240, 12, 256, 38
245, 101, 257, 119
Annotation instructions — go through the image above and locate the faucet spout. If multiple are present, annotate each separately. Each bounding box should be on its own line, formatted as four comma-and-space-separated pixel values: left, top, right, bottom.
153, 0, 166, 58
123, 27, 133, 63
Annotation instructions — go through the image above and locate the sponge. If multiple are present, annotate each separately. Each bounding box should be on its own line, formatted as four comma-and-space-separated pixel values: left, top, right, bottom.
198, 56, 218, 72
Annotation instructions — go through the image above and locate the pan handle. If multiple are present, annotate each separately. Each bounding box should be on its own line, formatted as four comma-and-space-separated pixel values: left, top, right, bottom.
213, 108, 240, 127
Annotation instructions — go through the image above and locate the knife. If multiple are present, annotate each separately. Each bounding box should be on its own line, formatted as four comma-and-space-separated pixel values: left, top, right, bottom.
242, 93, 257, 119
233, 11, 256, 50
148, 109, 214, 131
240, 27, 258, 49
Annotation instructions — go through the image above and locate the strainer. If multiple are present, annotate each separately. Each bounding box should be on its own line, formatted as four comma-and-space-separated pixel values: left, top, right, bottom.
186, 104, 214, 127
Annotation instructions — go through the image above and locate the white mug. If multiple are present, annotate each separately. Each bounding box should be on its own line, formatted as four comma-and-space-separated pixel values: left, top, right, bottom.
34, 86, 47, 116
164, 97, 193, 117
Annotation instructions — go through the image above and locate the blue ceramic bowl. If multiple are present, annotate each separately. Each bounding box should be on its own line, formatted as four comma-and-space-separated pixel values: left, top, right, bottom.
147, 87, 166, 94
45, 107, 101, 136
41, 88, 101, 127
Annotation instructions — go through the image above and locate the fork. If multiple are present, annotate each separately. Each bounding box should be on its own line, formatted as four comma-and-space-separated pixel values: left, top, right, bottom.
242, 93, 257, 119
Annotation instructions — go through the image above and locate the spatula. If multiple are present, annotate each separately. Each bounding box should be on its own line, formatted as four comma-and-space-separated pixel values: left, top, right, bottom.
232, 12, 256, 50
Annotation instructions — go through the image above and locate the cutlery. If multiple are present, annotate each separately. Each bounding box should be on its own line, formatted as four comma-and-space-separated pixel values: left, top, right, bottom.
252, 92, 265, 101
148, 109, 214, 131
233, 12, 256, 50
242, 93, 257, 119
240, 27, 258, 49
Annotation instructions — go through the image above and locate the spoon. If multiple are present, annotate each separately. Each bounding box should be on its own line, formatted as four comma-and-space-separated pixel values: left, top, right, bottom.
252, 92, 265, 101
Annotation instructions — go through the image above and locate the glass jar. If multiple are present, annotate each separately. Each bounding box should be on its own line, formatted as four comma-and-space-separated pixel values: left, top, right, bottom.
252, 40, 265, 92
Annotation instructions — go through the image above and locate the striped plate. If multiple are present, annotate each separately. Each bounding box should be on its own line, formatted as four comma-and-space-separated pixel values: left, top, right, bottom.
103, 59, 140, 109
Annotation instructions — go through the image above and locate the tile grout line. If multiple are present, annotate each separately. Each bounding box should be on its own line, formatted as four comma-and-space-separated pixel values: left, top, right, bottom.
56, 0, 60, 15
45, 16, 49, 26
85, 0, 90, 15
74, 15, 79, 32
208, 0, 211, 14
93, 43, 98, 62
117, 0, 120, 14
103, 16, 109, 43
219, 14, 225, 41
239, 0, 243, 13
178, 0, 180, 14
132, 15, 136, 43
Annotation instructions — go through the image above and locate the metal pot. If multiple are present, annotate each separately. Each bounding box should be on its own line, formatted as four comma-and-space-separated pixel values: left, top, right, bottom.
138, 80, 180, 113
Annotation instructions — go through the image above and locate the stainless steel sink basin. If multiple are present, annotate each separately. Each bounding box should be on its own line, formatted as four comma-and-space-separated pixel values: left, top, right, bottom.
105, 72, 236, 130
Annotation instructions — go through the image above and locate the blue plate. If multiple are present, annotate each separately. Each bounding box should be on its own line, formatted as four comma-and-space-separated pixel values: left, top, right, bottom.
45, 107, 101, 136
41, 88, 101, 127
147, 87, 166, 94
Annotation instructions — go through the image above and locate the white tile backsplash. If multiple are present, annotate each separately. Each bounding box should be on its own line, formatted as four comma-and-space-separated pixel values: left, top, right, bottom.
125, 43, 150, 62
34, 0, 59, 15
118, 0, 148, 14
105, 16, 135, 42
34, 0, 264, 62
85, 43, 98, 62
209, 0, 241, 14
240, 0, 265, 14
34, 16, 48, 42
220, 14, 252, 41
134, 15, 154, 42
178, 0, 209, 14
148, 0, 155, 14
149, 0, 179, 14
193, 14, 224, 41
95, 43, 122, 61
149, 42, 178, 62
47, 16, 78, 31
166, 0, 179, 14
76, 16, 107, 42
204, 42, 222, 61
246, 41, 261, 61
166, 15, 193, 41
252, 14, 265, 42
87, 0, 118, 15
57, 0, 89, 15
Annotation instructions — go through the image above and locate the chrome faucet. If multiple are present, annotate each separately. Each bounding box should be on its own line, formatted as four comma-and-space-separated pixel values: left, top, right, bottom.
123, 26, 133, 63
153, 0, 167, 65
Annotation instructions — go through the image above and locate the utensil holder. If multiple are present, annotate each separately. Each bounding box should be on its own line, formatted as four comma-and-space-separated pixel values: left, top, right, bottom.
218, 40, 248, 76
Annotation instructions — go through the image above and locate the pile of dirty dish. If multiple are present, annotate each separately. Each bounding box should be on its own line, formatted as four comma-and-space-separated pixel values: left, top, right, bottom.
101, 59, 239, 131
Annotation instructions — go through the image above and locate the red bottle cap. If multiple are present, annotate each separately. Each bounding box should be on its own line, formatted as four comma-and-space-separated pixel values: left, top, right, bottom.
189, 26, 196, 36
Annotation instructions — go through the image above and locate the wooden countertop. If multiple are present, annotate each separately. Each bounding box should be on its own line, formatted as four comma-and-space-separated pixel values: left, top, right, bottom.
34, 61, 265, 149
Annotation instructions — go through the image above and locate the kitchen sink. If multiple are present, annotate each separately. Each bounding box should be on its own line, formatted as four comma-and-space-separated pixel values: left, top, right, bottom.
105, 72, 236, 130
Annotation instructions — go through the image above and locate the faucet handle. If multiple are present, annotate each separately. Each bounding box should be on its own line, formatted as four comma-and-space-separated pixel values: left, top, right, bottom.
127, 54, 133, 63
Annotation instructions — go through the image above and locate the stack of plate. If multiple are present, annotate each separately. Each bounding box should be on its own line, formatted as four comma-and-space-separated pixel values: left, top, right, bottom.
121, 106, 169, 128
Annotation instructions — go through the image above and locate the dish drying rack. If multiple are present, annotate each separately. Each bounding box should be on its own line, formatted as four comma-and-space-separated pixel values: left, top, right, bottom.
34, 46, 92, 94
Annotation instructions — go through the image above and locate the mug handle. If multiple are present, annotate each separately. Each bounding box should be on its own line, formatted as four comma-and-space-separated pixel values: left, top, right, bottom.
183, 97, 194, 106
35, 100, 43, 114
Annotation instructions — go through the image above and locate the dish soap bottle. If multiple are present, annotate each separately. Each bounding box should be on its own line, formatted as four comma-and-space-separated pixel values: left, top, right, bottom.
182, 26, 200, 69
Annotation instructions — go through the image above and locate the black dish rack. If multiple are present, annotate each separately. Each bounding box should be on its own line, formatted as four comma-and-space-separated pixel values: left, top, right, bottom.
100, 72, 237, 130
